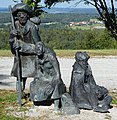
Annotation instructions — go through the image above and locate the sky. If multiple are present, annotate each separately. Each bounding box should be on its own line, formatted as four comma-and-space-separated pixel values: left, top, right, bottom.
0, 0, 94, 8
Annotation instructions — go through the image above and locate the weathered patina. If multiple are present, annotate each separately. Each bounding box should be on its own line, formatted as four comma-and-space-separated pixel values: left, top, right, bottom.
69, 52, 112, 113
30, 42, 66, 111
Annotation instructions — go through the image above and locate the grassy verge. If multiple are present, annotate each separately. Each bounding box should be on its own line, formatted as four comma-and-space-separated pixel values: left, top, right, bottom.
55, 49, 117, 58
110, 89, 117, 105
0, 90, 24, 120
0, 49, 117, 58
0, 90, 32, 120
0, 50, 13, 57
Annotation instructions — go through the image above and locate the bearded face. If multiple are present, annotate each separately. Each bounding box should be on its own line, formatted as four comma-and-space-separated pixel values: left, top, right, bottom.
17, 11, 29, 25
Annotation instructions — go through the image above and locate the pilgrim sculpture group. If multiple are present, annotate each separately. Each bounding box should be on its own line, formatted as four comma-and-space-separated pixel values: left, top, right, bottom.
9, 2, 112, 114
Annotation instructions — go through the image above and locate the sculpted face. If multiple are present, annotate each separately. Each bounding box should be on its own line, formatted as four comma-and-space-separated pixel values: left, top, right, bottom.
35, 43, 43, 56
17, 11, 29, 25
75, 52, 90, 62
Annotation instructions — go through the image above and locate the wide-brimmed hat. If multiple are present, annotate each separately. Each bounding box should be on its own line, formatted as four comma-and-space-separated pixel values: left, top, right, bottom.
12, 3, 33, 17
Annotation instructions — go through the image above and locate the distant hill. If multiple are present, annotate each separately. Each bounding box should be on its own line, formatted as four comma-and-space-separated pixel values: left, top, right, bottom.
0, 7, 98, 14
0, 7, 99, 25
0, 8, 9, 13
44, 8, 98, 14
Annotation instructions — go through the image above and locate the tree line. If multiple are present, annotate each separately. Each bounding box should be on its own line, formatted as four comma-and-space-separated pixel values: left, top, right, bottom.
41, 13, 98, 23
40, 28, 117, 49
0, 12, 98, 25
0, 26, 117, 50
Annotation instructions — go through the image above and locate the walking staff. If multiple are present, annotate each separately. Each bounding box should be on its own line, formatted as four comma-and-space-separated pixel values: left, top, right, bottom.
9, 5, 22, 107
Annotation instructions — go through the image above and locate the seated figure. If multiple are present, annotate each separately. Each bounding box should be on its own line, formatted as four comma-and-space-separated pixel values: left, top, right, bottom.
30, 42, 66, 111
69, 52, 112, 113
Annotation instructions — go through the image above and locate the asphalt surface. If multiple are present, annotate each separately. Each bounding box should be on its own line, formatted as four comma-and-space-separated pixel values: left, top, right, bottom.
0, 56, 117, 90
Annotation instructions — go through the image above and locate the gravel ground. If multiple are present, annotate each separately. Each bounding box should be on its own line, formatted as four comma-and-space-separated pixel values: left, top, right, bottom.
0, 56, 117, 90
0, 56, 117, 120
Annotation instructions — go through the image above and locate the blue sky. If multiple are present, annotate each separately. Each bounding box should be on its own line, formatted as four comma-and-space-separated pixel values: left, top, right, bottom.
0, 0, 93, 8
0, 0, 16, 8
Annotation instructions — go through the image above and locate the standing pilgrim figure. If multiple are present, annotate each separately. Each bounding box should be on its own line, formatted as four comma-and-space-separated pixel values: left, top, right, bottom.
9, 3, 41, 97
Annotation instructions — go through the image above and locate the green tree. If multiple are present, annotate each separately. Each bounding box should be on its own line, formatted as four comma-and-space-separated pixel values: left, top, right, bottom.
0, 28, 10, 49
39, 28, 117, 49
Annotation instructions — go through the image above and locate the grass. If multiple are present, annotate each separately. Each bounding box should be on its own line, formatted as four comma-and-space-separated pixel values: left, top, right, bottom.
0, 90, 32, 120
0, 90, 24, 120
0, 49, 117, 58
71, 25, 91, 30
0, 50, 13, 57
70, 24, 105, 30
55, 49, 117, 58
110, 89, 117, 105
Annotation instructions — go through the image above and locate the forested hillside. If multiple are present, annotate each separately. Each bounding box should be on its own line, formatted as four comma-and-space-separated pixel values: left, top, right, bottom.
0, 12, 97, 24
0, 13, 10, 24
0, 26, 117, 50
41, 13, 98, 23
0, 12, 117, 50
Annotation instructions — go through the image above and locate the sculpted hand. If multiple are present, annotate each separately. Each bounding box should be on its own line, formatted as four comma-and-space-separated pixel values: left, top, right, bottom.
10, 29, 18, 36
44, 85, 53, 96
51, 78, 60, 88
38, 59, 44, 65
13, 40, 21, 50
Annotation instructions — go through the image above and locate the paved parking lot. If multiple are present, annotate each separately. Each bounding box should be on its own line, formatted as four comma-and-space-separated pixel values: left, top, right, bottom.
0, 56, 117, 90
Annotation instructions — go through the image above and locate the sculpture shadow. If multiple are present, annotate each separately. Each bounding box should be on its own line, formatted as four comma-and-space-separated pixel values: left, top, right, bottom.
0, 74, 11, 80
34, 99, 54, 106
22, 93, 31, 106
0, 75, 14, 86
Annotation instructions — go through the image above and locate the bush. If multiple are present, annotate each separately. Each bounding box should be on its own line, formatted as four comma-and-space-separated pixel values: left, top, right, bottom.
0, 26, 117, 50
